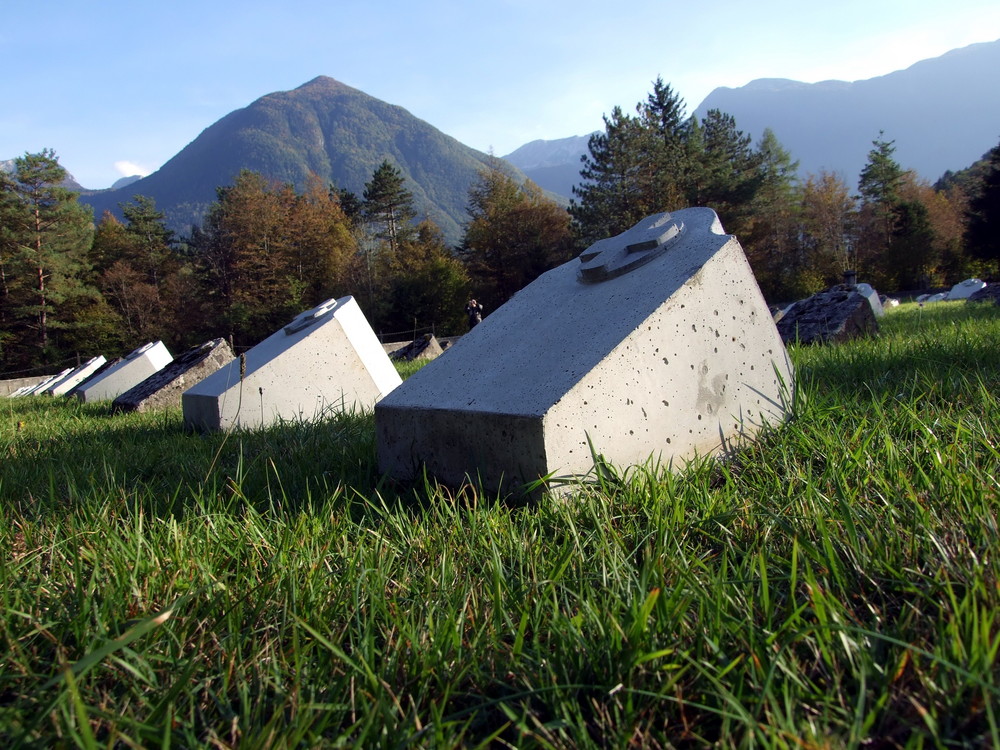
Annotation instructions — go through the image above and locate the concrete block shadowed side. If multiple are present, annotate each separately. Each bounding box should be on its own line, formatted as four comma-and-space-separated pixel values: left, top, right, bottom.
182, 296, 401, 431
76, 342, 173, 403
43, 356, 108, 396
113, 339, 234, 413
376, 207, 795, 495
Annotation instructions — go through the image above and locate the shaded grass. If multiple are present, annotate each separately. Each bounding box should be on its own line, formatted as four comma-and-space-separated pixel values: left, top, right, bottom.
1, 302, 998, 747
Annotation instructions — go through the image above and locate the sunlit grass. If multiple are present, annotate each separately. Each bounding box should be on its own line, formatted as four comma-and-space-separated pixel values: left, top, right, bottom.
1, 301, 998, 746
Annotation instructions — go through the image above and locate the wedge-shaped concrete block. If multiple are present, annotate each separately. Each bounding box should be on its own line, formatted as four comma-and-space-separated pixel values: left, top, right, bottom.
182, 296, 401, 431
76, 342, 173, 403
43, 356, 108, 396
376, 208, 794, 494
113, 339, 234, 413
17, 370, 71, 396
946, 278, 986, 300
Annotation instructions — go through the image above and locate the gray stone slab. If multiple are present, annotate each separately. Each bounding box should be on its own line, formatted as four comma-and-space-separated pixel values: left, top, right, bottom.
389, 334, 445, 363
182, 296, 401, 431
112, 339, 234, 413
376, 207, 794, 495
776, 286, 878, 344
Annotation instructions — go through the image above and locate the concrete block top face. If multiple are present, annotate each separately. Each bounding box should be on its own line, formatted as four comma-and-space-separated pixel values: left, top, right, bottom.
947, 278, 986, 300
112, 338, 234, 412
377, 207, 794, 489
45, 356, 108, 396
578, 213, 685, 282
76, 341, 173, 402
182, 296, 402, 430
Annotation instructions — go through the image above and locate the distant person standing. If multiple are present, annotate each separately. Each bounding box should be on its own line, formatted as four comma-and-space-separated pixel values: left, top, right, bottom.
465, 298, 484, 329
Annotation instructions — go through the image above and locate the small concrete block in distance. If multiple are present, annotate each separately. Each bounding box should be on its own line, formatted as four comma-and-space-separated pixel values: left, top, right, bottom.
376, 207, 795, 495
182, 296, 401, 431
75, 341, 173, 403
776, 287, 877, 345
18, 370, 71, 396
44, 356, 108, 396
946, 278, 986, 300
112, 338, 234, 413
854, 283, 884, 318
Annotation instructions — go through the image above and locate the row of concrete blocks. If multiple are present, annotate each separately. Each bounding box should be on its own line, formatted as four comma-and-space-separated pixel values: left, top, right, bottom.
11, 208, 797, 496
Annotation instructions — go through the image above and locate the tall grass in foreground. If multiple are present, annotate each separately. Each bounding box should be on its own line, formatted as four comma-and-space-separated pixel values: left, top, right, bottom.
1, 302, 998, 747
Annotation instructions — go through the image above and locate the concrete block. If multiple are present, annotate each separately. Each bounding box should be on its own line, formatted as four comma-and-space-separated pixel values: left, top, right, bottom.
113, 338, 234, 413
854, 283, 884, 317
376, 207, 794, 495
16, 370, 71, 396
43, 356, 108, 396
182, 296, 401, 431
946, 278, 986, 300
76, 341, 173, 403
1, 375, 51, 397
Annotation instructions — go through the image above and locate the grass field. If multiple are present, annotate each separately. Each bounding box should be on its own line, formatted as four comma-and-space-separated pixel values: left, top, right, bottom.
1, 302, 998, 748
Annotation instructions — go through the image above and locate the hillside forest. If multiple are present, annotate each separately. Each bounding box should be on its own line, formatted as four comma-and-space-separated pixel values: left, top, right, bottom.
1, 78, 998, 378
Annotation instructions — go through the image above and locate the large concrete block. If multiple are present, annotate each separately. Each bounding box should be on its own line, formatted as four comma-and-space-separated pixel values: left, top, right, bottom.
43, 356, 108, 396
946, 278, 986, 300
376, 208, 794, 494
182, 296, 401, 431
76, 342, 173, 403
113, 338, 234, 413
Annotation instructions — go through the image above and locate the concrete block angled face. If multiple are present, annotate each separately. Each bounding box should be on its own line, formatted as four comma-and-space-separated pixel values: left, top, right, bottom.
182, 296, 401, 431
376, 207, 795, 495
44, 356, 108, 396
76, 342, 173, 403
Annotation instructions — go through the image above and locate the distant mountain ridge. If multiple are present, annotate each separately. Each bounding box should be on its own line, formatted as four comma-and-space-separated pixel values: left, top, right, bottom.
503, 134, 595, 200
503, 40, 1000, 198
80, 77, 516, 244
695, 39, 1000, 186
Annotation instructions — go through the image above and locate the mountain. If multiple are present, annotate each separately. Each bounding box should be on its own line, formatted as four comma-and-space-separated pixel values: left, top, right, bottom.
499, 40, 1000, 199
503, 134, 595, 199
80, 76, 515, 244
693, 39, 1000, 187
2, 157, 86, 191
111, 175, 142, 190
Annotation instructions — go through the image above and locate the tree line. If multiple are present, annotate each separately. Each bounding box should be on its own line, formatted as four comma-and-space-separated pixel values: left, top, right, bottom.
2, 77, 999, 377
569, 78, 998, 300
0, 151, 572, 376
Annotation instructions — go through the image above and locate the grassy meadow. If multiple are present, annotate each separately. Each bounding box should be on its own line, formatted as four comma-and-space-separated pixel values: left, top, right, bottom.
1, 302, 999, 748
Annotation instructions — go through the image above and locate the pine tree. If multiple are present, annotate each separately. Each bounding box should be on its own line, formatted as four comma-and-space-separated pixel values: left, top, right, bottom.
966, 139, 1000, 264
0, 150, 94, 368
857, 132, 905, 269
362, 160, 415, 253
570, 106, 650, 245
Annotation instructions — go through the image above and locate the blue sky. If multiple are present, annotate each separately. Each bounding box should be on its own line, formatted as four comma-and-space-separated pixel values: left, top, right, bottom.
2, 0, 998, 188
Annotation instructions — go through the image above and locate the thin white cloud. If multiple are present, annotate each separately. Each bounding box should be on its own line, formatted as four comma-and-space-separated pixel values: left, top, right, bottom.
114, 160, 151, 177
